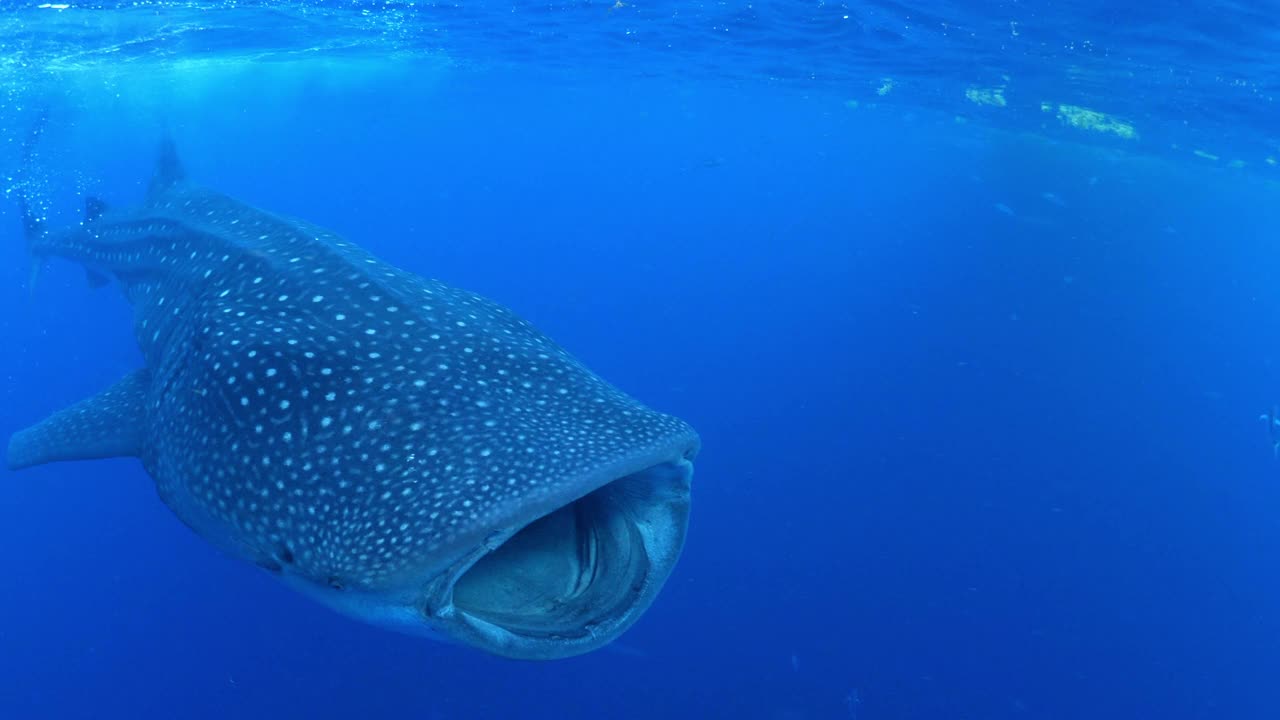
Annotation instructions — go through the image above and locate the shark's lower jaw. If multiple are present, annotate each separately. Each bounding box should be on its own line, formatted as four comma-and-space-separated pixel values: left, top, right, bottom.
428, 456, 693, 660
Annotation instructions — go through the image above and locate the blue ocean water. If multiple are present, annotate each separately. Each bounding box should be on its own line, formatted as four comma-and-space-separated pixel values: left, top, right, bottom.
1, 1, 1279, 718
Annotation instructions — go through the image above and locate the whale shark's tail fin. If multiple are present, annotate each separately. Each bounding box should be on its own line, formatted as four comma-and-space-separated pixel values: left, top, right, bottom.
147, 133, 186, 201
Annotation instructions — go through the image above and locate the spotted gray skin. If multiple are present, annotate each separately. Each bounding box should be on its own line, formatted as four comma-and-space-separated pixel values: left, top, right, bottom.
8, 139, 699, 660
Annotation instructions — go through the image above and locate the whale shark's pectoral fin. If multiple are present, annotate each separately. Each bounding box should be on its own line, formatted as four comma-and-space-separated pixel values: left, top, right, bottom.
7, 369, 151, 470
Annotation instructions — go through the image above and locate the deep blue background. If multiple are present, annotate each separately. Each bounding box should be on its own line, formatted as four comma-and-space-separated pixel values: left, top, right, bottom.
2, 60, 1280, 719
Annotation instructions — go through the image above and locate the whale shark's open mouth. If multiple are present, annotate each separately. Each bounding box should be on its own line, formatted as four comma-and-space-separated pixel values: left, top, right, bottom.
433, 455, 693, 660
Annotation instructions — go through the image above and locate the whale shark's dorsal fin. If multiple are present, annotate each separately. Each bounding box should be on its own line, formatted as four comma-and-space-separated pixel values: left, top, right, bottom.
147, 135, 185, 199
7, 369, 151, 470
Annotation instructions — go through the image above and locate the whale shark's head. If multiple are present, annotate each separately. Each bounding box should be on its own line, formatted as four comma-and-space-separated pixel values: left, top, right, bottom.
292, 430, 697, 660
128, 231, 705, 661
429, 437, 697, 660
168, 272, 702, 661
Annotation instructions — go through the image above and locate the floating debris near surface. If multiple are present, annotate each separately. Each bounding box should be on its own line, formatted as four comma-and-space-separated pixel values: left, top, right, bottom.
1044, 103, 1138, 140
965, 86, 1007, 107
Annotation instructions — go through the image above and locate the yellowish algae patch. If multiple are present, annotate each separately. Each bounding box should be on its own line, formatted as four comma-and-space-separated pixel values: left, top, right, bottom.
965, 87, 1007, 107
1192, 149, 1219, 161
1043, 103, 1138, 140
877, 78, 894, 96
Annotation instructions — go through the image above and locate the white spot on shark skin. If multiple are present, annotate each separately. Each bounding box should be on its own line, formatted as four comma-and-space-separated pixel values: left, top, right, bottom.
9, 137, 700, 663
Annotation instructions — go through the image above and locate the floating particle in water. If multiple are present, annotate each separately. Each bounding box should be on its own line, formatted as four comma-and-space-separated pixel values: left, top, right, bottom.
1261, 406, 1280, 457
845, 688, 862, 719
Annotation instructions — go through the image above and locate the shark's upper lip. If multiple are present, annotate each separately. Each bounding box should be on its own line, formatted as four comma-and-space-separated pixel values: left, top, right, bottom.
417, 428, 698, 660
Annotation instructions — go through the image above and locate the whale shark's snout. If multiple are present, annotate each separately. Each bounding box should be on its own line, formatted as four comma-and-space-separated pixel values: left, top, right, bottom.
281, 428, 697, 660
426, 433, 696, 659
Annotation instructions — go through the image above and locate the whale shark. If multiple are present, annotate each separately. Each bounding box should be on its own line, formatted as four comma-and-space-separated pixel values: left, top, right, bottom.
7, 133, 699, 660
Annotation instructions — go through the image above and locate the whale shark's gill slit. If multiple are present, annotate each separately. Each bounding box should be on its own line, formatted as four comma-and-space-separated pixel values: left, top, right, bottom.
157, 326, 203, 406
157, 359, 185, 404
